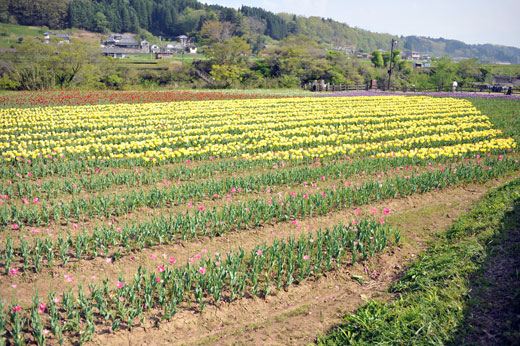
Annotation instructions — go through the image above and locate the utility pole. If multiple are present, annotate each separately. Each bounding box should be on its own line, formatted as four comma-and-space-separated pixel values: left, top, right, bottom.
387, 39, 398, 91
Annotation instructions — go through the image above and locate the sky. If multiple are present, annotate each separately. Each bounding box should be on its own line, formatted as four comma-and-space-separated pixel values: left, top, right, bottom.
203, 0, 520, 48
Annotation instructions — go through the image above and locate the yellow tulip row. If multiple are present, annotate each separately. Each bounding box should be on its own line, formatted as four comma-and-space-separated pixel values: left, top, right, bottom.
0, 96, 514, 163
0, 96, 481, 132
0, 119, 496, 155
242, 138, 516, 161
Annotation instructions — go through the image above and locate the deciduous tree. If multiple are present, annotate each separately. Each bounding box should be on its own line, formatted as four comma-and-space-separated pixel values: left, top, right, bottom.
371, 50, 384, 68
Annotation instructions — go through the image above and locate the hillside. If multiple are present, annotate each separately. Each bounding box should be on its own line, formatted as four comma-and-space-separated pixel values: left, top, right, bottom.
1, 0, 519, 63
403, 36, 520, 64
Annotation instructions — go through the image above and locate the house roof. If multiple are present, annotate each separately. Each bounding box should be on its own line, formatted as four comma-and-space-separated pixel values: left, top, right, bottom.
107, 34, 138, 46
166, 42, 183, 49
102, 47, 146, 54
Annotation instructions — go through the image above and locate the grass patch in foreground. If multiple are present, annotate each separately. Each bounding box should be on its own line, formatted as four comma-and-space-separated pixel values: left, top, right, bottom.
317, 177, 520, 345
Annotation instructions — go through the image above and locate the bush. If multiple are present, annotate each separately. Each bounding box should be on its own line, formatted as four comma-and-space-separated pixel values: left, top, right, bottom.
0, 75, 20, 90
278, 74, 301, 88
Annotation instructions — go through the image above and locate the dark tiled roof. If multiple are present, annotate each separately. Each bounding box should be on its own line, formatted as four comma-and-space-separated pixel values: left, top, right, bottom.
108, 34, 138, 46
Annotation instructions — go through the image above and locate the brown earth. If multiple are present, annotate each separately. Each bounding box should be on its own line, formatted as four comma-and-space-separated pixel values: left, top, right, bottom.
77, 174, 518, 346
0, 159, 437, 254
4, 171, 512, 307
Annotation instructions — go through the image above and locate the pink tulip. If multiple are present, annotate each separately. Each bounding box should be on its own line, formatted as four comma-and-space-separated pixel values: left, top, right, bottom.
38, 302, 47, 314
157, 266, 165, 272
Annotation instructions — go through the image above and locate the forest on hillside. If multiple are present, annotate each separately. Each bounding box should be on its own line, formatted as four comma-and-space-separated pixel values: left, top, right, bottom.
1, 0, 519, 63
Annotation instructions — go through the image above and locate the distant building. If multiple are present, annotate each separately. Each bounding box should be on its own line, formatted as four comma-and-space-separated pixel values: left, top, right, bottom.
101, 34, 149, 58
493, 75, 520, 87
177, 35, 189, 47
414, 62, 432, 69
156, 45, 197, 59
103, 34, 139, 49
43, 32, 70, 44
156, 52, 174, 59
140, 40, 149, 51
163, 42, 184, 53
99, 33, 196, 58
150, 44, 160, 53
332, 46, 355, 54
102, 48, 126, 58
411, 52, 421, 60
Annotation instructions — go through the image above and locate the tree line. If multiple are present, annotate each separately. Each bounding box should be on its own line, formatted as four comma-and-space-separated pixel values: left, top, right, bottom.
3, 0, 518, 63
0, 32, 500, 92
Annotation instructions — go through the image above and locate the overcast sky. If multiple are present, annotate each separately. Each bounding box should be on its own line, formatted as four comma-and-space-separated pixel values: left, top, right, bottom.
203, 0, 520, 48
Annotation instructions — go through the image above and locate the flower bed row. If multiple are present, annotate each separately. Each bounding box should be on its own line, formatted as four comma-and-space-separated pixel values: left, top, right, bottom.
1, 217, 397, 345
1, 97, 505, 163
0, 154, 494, 222
2, 156, 517, 275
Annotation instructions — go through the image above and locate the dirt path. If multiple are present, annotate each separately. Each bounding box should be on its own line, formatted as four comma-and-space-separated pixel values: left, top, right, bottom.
85, 176, 518, 346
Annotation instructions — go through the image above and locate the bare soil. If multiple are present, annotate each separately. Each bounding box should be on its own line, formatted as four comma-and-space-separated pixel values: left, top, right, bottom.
79, 175, 518, 346
3, 175, 511, 307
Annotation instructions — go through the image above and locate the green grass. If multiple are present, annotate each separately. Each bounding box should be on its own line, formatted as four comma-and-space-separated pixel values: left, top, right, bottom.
0, 23, 46, 48
0, 23, 46, 36
316, 176, 520, 345
482, 63, 520, 76
469, 97, 520, 142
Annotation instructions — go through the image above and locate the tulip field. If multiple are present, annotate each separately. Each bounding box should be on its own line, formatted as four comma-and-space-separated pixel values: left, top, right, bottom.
0, 93, 519, 345
0, 90, 295, 109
